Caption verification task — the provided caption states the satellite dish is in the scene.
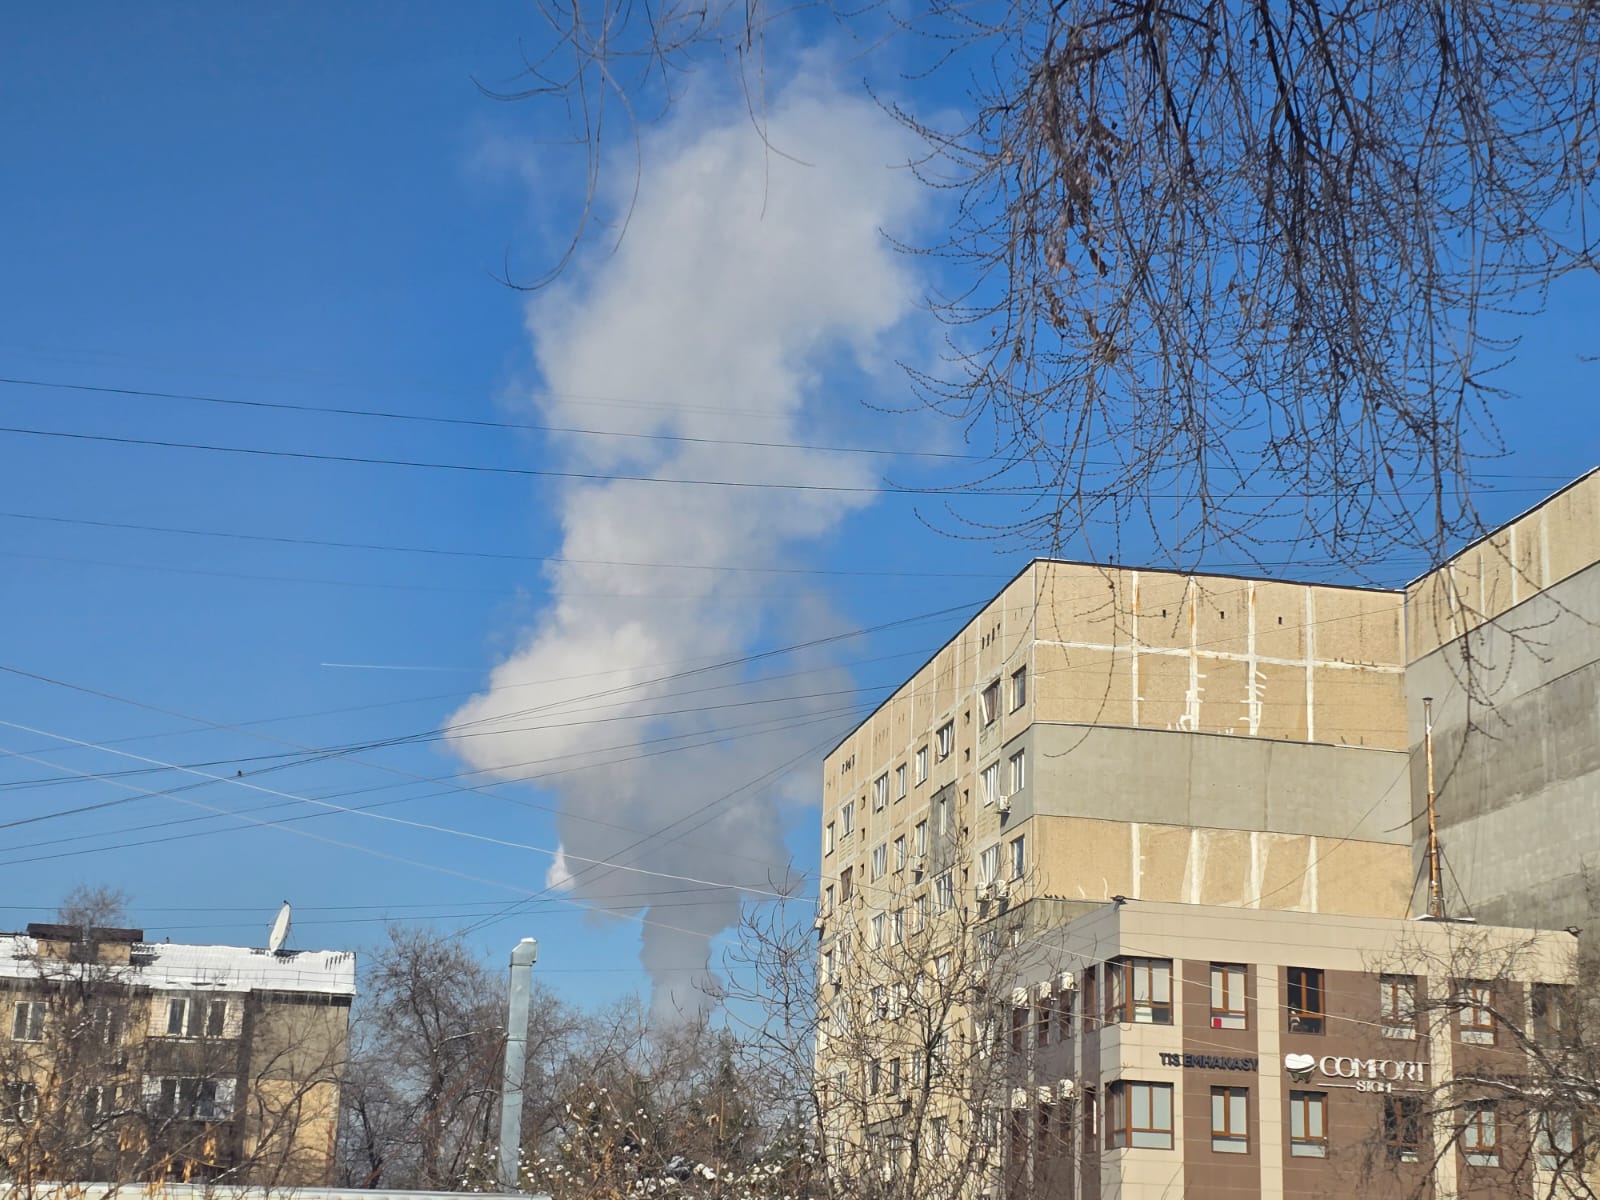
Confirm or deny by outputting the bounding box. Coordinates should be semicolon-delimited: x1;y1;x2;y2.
267;901;292;953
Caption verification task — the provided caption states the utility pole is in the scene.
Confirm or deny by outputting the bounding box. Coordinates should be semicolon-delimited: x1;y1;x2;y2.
499;938;539;1191
1423;697;1446;919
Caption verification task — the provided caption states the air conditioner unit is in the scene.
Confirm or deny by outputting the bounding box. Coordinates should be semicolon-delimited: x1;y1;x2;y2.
994;878;1011;900
813;916;826;932
1010;1088;1030;1111
1037;1086;1055;1105
1056;971;1077;992
1011;986;1030;1006
1035;979;1053;1002
976;882;994;902
1056;1078;1076;1100
909;856;924;874
996;795;1011;815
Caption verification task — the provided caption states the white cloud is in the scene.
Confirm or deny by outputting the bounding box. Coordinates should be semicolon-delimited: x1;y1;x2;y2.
448;75;926;1018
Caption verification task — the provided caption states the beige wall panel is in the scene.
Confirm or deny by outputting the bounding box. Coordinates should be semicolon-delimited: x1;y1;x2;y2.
1197;655;1250;734
1038;817;1134;902
1133;573;1192;650
1134;651;1188;731
1312;589;1405;665
1257;833;1316;912
1405;567;1455;660
1253;661;1309;741
1195;827;1255;907
1037;643;1132;726
1190;576;1253;655
1479;528;1520;618
1252;581;1308;660
1316;840;1412;918
1545;473;1600;586
1136;823;1194;903
1036;563;1127;644
1448;555;1489;639
1514;508;1547;595
1312;666;1407;750
933;644;958;716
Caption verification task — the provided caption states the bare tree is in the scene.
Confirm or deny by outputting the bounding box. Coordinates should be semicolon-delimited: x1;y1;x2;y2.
496;0;1600;566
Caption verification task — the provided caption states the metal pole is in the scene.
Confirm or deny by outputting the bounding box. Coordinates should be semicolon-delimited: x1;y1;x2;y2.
499;938;539;1190
1423;698;1445;919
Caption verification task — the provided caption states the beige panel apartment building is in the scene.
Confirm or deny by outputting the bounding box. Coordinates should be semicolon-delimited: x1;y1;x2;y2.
1;923;355;1188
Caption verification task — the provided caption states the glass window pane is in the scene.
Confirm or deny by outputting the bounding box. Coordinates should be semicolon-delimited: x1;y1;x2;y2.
1133;1085;1151;1127
1212;1092;1225;1130
1152;1085;1171;1129
1230;1093;1247;1129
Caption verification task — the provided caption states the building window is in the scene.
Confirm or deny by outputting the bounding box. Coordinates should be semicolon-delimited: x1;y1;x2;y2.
872;985;889;1020
824;822;836;855
1462;1103;1498;1166
1107;1081;1173;1150
1286;967;1325;1034
895;764;908;799
934;953;951;980
1009;835;1027;881
1083;966;1097;1028
1289;1091;1327;1158
934;871;955;913
1380;974;1417;1038
1532;983;1571;1047
978;845;1001;886
1012;1003;1029;1054
871;913;888;949
1210;1087;1249;1154
11;1000;45;1043
873;773;889;811
980;680;1001;725
868;1058;882;1094
840;800;856;839
1011;666;1027;710
914;894;929;931
166;997;227;1039
893;835;907;872
151;1077;232;1121
1106;957;1173;1025
981;761;1000;806
1459;981;1496;1044
1537;1111;1577;1171
891;909;904;946
3;1081;39;1124
871;842;888;880
936;722;954;761
840;866;854;902
930;1115;949;1158
1209;963;1247;1030
936;794;951;835
822;948;836;984
914;819;928;857
916;746;929;783
1384;1096;1423;1163
1056;985;1073;1039
1036;992;1051;1047
1008;748;1026;793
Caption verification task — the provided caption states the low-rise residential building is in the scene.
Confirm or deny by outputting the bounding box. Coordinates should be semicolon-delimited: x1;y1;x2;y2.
1;922;354;1187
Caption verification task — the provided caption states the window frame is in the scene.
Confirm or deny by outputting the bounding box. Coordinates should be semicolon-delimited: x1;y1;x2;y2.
1286;966;1325;1034
840;800;856;839
1210;1086;1249;1154
871;842;888;880
824;821;836;855
1537;1110;1577;1171
1009;834;1027;881
872;773;889;810
1380;974;1418;1038
893;835;907;871
1106;1081;1174;1150
980;680;1001;726
1384;1095;1423;1163
913;819;928;857
1532;983;1571;1047
1010;666;1027;711
1008;748;1026;793
11;1000;45;1043
1458;981;1496;1045
895;763;908;799
978;845;1001;886
980;760;1000;806
915;746;929;783
1209;963;1248;1030
1462;1102;1499;1166
1288;1090;1327;1158
1105;957;1174;1025
936;722;954;762
933;870;955;913
3;1080;39;1124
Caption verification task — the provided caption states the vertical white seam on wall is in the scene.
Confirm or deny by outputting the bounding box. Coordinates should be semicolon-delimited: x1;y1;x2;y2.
1306;836;1319;913
1247;581;1261;736
1257;971;1285;1200
1249;830;1262;908
1131;821;1142;900
1185;577;1201;731
1131;570;1141;728
1304;589;1316;743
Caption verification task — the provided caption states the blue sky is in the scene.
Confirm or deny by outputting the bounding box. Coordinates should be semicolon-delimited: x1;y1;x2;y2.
1;6;1596;1012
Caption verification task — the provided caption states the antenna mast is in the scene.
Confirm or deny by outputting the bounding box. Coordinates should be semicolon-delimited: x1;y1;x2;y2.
1423;698;1445;919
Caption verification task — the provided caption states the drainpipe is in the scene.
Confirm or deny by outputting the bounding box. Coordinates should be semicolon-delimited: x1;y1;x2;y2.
499;937;539;1190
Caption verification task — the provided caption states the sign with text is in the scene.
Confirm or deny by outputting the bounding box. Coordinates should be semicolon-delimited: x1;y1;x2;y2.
1285;1053;1428;1092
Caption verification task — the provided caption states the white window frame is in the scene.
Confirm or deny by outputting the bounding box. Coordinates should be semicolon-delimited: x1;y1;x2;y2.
1009;748;1026;793
824;822;836;855
980;680;1001;725
915;746;929;783
1009;834;1026;881
873;773;889;811
1010;666;1027;711
871;842;888;880
840;800;856;840
165;997;227;1039
981;761;999;806
11;1000;45;1043
978;845;1000;885
936;722;954;761
934;871;955;913
914;819;928;856
894;835;907;871
895;764;907;798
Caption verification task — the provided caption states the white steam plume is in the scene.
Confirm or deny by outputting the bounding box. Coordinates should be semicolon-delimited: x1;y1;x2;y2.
449;77;925;1018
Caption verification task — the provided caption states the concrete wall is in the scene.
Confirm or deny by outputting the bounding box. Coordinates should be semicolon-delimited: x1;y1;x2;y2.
1406;556;1600;931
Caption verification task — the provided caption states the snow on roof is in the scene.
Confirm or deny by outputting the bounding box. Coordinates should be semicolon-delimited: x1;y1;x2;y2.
0;934;356;996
